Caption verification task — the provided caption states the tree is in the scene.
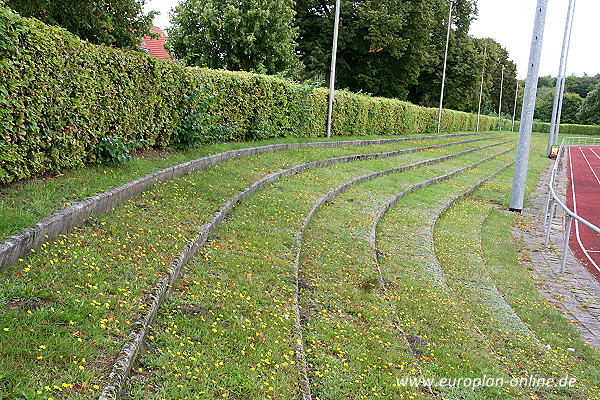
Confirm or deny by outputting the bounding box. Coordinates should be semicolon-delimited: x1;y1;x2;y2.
479;39;517;117
407;2;521;114
537;75;554;89
295;0;477;100
168;0;299;74
535;89;583;124
577;84;600;125
534;87;554;122
560;93;584;124
5;0;154;49
565;73;600;99
440;34;482;111
409;32;482;111
410;35;517;116
296;0;426;99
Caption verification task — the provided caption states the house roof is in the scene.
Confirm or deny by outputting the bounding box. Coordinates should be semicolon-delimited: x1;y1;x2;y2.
140;27;174;62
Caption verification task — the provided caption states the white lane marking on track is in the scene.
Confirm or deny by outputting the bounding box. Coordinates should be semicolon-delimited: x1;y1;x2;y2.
569;147;600;274
578;147;600;185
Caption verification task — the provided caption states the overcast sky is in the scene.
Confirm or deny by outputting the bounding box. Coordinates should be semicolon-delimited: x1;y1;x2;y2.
471;0;599;79
144;0;599;79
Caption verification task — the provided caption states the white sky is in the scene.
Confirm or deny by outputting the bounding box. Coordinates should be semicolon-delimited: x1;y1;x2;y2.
144;0;599;79
143;0;176;31
471;0;599;79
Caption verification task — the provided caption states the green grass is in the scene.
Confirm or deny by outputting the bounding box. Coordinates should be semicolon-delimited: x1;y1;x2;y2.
1;134;461;241
2;131;597;400
126;137;521;398
432;138;600;398
0;133;497;399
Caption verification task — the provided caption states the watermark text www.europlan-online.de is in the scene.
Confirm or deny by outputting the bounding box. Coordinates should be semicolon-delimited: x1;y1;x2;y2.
396;375;577;390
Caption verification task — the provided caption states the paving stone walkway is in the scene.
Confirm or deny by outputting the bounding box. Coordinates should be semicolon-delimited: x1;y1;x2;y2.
513;157;600;351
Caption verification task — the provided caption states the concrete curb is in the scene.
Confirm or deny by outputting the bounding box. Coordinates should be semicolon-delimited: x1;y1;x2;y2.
98;134;504;399
371;150;514;286
287;140;510;400
0;133;495;270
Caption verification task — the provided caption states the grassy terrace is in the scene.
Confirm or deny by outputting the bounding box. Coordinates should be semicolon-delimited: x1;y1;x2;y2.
0;135;420;241
0;132;598;399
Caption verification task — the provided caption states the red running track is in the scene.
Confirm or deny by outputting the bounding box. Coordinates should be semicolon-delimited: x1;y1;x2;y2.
566;145;600;280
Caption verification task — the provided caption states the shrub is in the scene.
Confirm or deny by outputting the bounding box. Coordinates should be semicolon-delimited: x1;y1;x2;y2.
172;85;227;149
2;5;598;184
95;136;146;165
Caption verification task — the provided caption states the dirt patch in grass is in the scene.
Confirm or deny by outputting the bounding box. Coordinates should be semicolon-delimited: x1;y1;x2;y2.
298;278;316;292
1;298;51;312
132;148;178;159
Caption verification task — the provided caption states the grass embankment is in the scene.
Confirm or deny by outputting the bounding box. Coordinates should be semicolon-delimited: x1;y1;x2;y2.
0;133;494;399
0;135;429;241
434;173;600;398
127;132;599;399
124;136;513;399
2;132;597;400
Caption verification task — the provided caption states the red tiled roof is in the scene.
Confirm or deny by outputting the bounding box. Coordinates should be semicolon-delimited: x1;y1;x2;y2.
141;27;174;62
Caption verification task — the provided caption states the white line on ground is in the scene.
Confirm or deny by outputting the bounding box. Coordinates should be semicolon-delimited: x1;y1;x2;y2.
570;147;600;274
578;147;600;186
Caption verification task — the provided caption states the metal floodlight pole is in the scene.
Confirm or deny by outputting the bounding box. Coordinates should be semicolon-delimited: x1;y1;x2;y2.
498;64;505;117
512;80;519;131
553;0;577;147
326;0;341;138
555;76;567;136
547;0;577;155
509;0;548;213
437;0;454;133
554;74;567;143
476;46;487;131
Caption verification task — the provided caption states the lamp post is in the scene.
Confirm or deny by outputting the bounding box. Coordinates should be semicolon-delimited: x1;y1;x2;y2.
326;0;341;138
511;80;520;132
437;0;454;133
498;63;505;117
547;0;577;155
509;0;548;213
476;46;487;131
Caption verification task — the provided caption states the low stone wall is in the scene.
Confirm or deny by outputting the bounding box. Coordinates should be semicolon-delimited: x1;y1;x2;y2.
98;133;502;399
0;133;491;269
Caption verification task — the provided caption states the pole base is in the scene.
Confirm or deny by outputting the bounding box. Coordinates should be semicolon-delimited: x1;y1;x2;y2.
509;208;522;213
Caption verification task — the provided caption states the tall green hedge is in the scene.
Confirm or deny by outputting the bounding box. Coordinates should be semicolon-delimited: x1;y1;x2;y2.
0;6;191;182
0;5;597;184
531;121;600;136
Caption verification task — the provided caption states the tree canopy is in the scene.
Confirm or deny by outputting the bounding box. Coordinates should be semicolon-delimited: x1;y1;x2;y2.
565;73;600;99
535;74;600;125
577;84;600;125
5;0;154;49
168;0;300;74
534;89;583;124
295;0;478;100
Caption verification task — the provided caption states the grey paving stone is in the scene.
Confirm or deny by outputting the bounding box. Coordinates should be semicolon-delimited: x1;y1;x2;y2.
513;159;600;352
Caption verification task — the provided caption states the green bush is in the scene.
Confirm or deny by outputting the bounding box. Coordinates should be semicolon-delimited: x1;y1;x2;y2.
0;6;189;182
95;136;146;165
172;85;232;149
531;121;600;136
2;5;598;184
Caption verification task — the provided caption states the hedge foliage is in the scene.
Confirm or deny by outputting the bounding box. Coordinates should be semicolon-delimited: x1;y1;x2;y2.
531;121;600;136
0;5;597;184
